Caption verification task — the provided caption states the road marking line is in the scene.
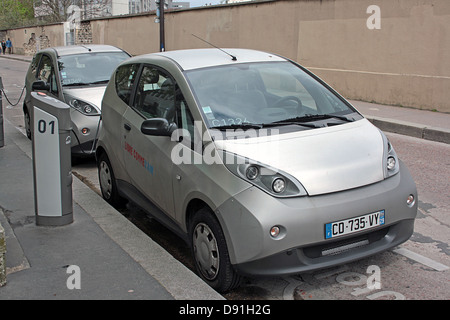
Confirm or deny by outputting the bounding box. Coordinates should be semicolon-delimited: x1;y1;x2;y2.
393;247;449;271
282;276;302;300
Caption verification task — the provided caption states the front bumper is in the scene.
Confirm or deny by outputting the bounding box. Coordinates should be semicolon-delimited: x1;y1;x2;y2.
70;110;102;156
235;219;414;276
215;161;417;276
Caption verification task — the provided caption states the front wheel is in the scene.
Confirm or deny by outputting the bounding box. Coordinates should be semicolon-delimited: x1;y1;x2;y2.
189;208;242;293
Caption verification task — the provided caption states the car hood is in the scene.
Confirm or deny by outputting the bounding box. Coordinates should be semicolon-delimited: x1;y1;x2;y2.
214;119;385;196
63;86;106;109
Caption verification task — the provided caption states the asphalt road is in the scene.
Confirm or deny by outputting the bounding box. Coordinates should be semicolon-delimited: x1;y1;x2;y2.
1;58;449;300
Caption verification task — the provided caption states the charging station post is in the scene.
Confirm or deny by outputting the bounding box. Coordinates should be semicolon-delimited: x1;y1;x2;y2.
31;92;73;226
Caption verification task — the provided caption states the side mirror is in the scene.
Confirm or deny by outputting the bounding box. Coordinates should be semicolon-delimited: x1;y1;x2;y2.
141;118;177;137
32;80;50;91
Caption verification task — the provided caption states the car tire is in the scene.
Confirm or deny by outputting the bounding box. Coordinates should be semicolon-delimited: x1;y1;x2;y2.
97;152;127;208
23;105;31;140
189;207;242;293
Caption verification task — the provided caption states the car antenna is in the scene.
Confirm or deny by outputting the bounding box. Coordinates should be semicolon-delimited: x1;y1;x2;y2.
81;45;92;52
192;34;237;61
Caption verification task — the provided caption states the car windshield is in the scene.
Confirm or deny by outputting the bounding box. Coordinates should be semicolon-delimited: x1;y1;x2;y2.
58;52;130;86
185;61;360;129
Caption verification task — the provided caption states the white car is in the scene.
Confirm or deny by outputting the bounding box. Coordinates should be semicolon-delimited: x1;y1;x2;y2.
96;48;418;292
24;45;130;156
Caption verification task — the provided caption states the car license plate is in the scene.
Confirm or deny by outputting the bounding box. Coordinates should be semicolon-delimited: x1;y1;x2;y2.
325;210;385;239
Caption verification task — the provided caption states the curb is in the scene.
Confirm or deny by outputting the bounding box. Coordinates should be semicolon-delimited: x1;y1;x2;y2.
0;55;32;63
367;116;450;144
0;223;6;287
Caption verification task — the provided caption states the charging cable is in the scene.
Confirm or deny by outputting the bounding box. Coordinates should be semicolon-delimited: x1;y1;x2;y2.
1;84;102;155
89;115;102;154
1;85;26;107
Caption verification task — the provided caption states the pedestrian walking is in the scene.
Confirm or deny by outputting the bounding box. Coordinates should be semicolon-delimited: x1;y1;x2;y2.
5;38;12;54
1;40;6;54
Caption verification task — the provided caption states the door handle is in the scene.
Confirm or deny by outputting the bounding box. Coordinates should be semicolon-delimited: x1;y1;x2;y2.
124;123;131;131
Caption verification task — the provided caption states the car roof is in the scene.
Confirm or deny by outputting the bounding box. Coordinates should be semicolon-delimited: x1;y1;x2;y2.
143;48;287;71
40;44;126;57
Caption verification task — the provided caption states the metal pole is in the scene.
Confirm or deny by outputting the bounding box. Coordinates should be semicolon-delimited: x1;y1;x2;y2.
159;0;165;52
0;77;4;148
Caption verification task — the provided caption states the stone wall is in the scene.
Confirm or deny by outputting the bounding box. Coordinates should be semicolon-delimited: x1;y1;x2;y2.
75;22;93;45
4;23;62;55
23;28;51;56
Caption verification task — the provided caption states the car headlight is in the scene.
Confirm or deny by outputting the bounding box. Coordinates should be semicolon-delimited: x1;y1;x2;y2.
272;178;286;193
245;166;259;180
387;155;396;171
381;132;400;178
223;152;307;198
68;98;100;116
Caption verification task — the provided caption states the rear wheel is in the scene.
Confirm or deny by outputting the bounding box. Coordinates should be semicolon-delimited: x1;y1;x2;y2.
97;152;126;208
189;207;242;293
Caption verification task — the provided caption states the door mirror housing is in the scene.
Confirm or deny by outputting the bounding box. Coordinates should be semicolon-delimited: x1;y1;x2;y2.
32;80;50;92
141;118;177;137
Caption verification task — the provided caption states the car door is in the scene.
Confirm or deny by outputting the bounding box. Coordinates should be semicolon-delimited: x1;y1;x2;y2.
122;65;179;217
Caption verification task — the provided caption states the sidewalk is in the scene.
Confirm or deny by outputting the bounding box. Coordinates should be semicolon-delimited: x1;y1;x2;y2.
350;100;450;145
0;119;223;300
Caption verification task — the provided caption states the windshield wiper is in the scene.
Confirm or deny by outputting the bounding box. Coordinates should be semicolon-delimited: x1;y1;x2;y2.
63;82;91;87
63;80;109;87
263;113;354;129
262;121;319;128
270;114;353;124
89;80;109;85
209;114;353;131
209;123;263;130
295;114;353;122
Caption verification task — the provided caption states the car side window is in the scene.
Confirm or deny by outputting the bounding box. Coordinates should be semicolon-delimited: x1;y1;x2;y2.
115;64;139;105
37;55;58;95
133;66;175;122
30;54;41;78
175;88;196;149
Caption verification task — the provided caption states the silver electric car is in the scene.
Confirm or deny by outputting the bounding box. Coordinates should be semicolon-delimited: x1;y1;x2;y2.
24;45;130;156
96;48;417;292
